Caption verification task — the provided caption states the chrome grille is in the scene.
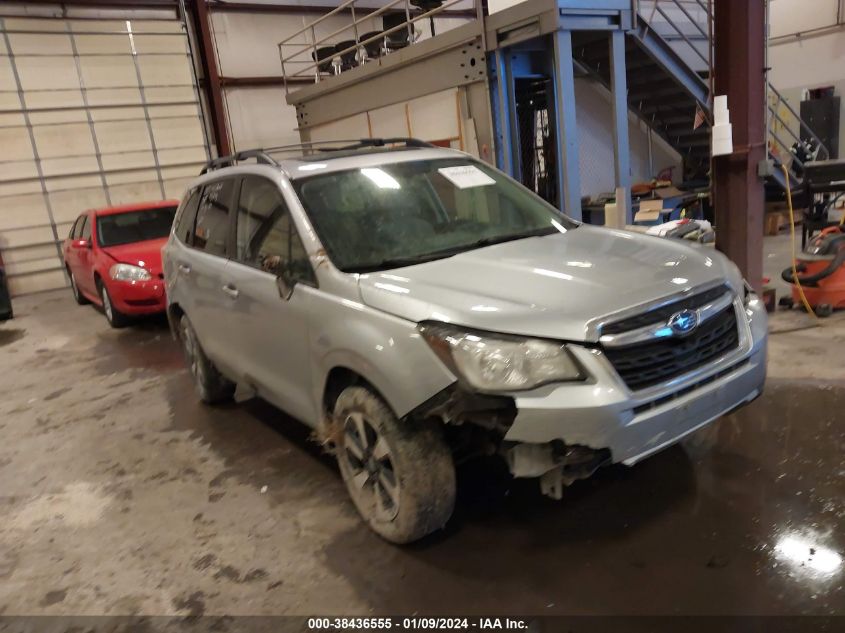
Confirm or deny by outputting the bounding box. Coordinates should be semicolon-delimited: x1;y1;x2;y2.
601;284;729;335
601;290;740;391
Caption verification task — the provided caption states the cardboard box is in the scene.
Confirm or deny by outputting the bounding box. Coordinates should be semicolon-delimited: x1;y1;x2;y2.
764;212;782;236
634;199;666;225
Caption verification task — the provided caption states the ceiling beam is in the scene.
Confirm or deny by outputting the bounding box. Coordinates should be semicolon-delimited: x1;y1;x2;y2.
205;1;476;18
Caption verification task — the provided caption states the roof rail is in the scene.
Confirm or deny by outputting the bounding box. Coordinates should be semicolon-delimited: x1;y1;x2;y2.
200;138;435;174
325;137;434;151
200;149;280;175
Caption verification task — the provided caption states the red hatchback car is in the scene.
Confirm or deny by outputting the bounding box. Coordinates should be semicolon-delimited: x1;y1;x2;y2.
63;200;179;327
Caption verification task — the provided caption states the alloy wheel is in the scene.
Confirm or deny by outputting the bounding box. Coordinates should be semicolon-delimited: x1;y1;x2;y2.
70;274;80;301
341;411;400;522
101;286;113;321
180;320;204;387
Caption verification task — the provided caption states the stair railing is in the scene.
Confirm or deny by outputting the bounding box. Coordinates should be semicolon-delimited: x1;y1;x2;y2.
277;0;478;94
640;0;713;92
767;82;831;176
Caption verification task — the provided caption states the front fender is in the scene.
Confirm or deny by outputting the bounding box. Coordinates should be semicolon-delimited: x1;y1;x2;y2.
309;295;456;420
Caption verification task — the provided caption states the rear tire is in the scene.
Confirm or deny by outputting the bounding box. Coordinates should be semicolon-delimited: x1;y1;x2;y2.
97;279;128;328
178;315;235;404
68;268;89;305
817;303;833;318
333;386;456;544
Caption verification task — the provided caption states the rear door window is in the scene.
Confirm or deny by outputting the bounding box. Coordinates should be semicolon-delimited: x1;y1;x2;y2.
193;179;236;257
234;176;315;285
174;188;202;246
69;216;83;239
79;215;91;241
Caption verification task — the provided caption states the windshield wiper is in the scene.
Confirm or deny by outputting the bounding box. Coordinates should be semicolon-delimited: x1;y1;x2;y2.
344;226;559;273
344;252;460;273
459;226;559;250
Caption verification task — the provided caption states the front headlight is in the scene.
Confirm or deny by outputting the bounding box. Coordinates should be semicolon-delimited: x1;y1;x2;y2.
743;280;759;306
419;323;585;392
110;263;151;281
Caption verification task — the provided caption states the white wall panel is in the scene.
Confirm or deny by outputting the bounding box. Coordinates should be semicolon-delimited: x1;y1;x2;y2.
32;122;95;158
16;55;79;90
0;10;208;295
0;126;34;161
369;103;410;139
576;78;681;197
74;34;132;55
224;86;300;150
310;113;370;143
408;88;460;141
138;54;193;86
79;55;138;88
769;0;839;39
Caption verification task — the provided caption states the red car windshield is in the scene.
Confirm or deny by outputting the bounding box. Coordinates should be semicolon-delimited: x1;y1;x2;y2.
96;207;177;247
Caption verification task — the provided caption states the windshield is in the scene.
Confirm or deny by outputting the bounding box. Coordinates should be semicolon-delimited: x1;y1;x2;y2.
96;207;177;248
292;158;577;272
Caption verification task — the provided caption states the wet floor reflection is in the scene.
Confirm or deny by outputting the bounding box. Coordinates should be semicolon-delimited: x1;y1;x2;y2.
128;324;843;614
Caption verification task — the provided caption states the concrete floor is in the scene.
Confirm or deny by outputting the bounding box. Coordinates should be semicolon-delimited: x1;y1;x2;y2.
1;238;844;616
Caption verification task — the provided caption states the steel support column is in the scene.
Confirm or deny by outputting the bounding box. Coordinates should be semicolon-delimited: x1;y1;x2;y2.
494;49;515;177
550;29;582;220
609;30;631;223
191;0;231;157
502;52;521;182
712;0;766;291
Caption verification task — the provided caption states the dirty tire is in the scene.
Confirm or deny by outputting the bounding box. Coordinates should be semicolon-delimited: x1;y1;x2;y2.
179;314;235;405
334;386;456;544
68;268;89;305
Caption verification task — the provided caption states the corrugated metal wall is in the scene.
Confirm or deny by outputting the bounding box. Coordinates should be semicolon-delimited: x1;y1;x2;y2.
0;9;209;296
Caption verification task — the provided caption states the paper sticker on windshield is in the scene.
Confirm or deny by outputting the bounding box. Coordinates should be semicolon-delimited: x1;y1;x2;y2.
437;165;496;189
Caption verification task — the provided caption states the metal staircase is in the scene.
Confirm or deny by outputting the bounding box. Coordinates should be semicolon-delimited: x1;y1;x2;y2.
573;0;713;181
573;0;829;189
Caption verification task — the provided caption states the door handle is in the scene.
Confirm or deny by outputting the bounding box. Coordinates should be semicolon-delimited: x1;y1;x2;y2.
221;284;239;299
178;263;191;274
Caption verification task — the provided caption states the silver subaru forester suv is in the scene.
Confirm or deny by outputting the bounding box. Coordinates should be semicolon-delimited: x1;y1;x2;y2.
163;139;767;543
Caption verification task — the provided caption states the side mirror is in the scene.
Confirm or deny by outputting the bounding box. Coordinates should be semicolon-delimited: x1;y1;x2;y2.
275;268;295;301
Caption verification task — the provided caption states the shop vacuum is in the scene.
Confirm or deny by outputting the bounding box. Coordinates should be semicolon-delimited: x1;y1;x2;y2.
781;226;845;317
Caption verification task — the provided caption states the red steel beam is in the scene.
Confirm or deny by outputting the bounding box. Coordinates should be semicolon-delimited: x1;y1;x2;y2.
712;0;767;291
191;0;231;156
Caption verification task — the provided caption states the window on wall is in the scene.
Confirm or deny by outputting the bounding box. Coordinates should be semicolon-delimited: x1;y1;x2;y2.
235;176;315;285
193;179;235;257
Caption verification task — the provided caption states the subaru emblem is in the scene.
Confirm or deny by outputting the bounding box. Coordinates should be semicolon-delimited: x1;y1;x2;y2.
668;309;699;336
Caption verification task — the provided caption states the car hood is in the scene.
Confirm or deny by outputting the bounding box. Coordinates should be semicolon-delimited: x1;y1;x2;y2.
101;237;167;276
357;225;740;342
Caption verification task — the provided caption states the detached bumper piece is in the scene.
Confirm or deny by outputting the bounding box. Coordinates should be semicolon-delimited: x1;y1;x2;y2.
506;441;611;500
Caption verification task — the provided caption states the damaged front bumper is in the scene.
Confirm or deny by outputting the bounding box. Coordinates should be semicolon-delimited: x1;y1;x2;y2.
501;296;768;497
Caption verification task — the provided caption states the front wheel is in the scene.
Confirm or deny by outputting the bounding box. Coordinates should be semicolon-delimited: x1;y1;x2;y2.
333;386;456;544
98;280;128;328
178;315;235;404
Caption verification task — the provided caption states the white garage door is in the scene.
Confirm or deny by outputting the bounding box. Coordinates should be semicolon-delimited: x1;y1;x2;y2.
0;12;209;296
